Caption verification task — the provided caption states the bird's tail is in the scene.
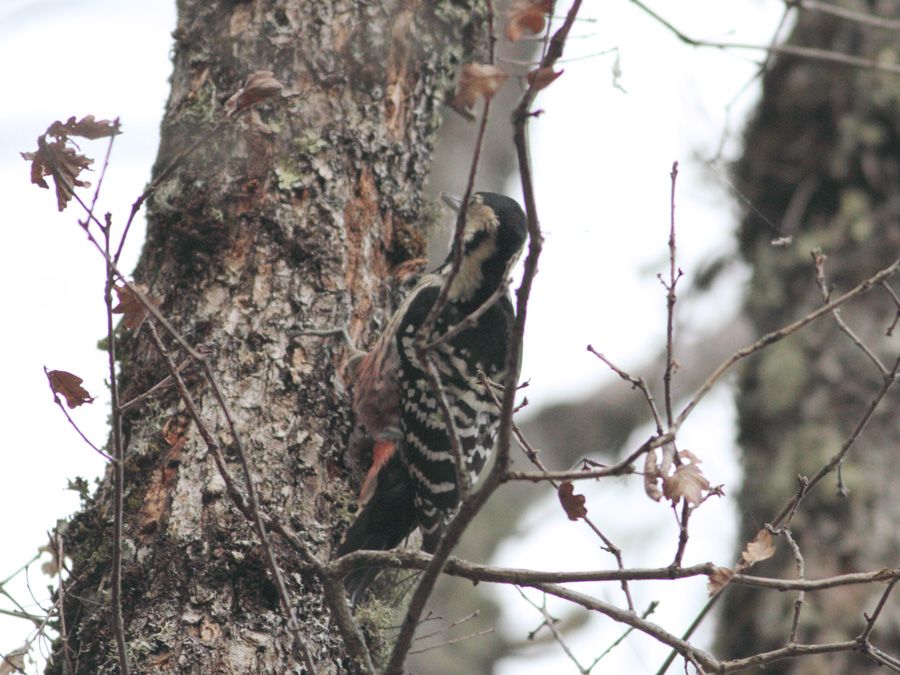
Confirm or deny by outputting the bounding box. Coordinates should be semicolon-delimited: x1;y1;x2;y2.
336;451;417;606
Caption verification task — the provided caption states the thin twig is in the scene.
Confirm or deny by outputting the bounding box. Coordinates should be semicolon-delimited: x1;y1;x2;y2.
662;161;681;428
790;0;900;31
517;589;587;673
627;0;900;76
420;350;470;498
478;372;635;610
504;432;674;482
719;640;861;672
671;500;691;568
113;116;240;265
881;281;900;336
55;535;73;675
383;5;584;670
415;82;493;349
859;577;899;643
117;357;192;412
812;249;888;375
414;610;479;642
657;351;900;674
781;528;806;643
0;608;44;623
589;601;659;669
771;352;900;529
405;0;501;517
674;257;899;431
43;367;114;463
0;553;41;588
37;111;372;672
333;552;725;592
586;345;664;434
82;121;118;233
422;280;510;351
533;582;719;672
104;216;129;675
408;627;494;655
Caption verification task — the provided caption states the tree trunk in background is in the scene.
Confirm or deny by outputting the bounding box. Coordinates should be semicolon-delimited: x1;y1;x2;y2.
49;1;485;672
717;7;900;673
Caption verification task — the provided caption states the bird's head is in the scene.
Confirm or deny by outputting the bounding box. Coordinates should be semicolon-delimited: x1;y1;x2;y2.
440;192;527;303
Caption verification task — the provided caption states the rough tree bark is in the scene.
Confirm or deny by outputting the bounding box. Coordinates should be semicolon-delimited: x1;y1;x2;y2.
717;7;900;674
50;1;488;672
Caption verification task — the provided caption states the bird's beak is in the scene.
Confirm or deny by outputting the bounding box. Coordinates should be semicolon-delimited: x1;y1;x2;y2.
440;192;463;212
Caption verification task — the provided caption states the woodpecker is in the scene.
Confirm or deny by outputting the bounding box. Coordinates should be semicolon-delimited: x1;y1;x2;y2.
336;192;527;604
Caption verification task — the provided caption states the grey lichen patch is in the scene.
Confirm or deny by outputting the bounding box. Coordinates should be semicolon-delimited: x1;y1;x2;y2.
353;601;398;667
275;160;309;192
835;189;874;244
168;450;207;538
756;340;809;416
148;174;183;215
294;129;329;156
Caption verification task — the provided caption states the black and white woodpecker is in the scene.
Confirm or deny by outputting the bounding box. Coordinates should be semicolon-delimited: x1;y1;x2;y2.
336;192;527;604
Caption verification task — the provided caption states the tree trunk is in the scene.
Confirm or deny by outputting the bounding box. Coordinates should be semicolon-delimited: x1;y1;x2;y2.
50;1;486;672
717;7;900;673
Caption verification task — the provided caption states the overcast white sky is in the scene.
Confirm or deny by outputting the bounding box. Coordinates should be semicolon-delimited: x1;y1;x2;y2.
1;1;785;672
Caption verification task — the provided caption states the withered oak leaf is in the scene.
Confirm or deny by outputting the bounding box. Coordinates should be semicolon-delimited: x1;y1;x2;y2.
740;529;776;568
47;369;94;408
21;138;92;211
506;0;553;42
112;283;160;330
706;566;734;596
662;461;710;506
450;63;509;113
224;70;284;116
46;115;121;140
558;481;588;521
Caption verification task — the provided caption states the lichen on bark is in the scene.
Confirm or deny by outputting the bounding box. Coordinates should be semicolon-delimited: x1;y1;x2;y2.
718;7;900;673
49;1;489;672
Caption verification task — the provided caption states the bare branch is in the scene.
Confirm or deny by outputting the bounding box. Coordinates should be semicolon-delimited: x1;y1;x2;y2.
675;257;899;431
384;4;586;668
43;367;113;463
771;352;900;529
859;577;900;643
103;218;129;675
663;161;681;428
791;0;900;31
812;249;888;375
627;0;900;76
504;432;674;482
586;345;664;433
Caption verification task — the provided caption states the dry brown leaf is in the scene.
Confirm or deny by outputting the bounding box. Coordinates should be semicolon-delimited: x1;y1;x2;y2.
741;529;776;567
21;138;92;211
557;481;587;521
706;566;734;596
0;643;28;675
662;461;710;506
39;542;61;577
451;63;509;112
47;369;94;408
46;115;121;140
506;0;553;41
224;70;284;115
526;66;563;92
643;447;661;502
112;283;160;330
